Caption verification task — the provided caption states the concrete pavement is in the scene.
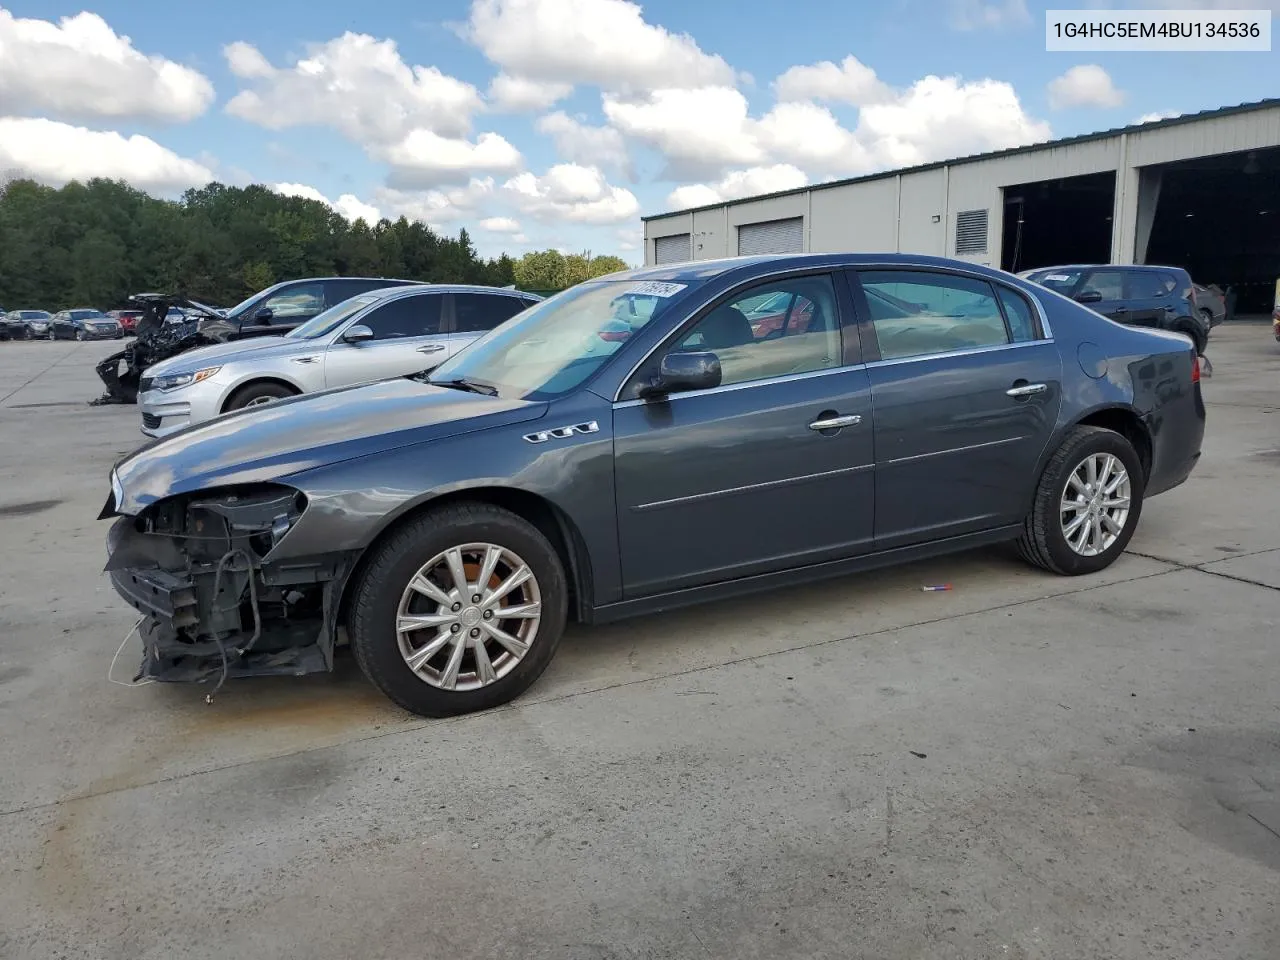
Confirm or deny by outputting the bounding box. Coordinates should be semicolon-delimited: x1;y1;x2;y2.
0;327;1277;959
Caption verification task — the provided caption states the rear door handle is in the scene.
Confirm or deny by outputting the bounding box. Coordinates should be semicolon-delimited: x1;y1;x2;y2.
808;414;862;430
1006;383;1047;397
417;343;447;354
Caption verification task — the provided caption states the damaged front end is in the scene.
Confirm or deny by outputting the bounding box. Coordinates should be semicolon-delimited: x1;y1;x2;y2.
104;484;353;687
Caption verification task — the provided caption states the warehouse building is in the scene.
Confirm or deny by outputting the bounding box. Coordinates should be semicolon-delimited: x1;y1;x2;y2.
642;98;1280;314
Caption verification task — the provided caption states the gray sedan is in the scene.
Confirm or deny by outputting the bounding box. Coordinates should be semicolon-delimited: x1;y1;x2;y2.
49;308;121;340
102;253;1205;718
137;285;541;437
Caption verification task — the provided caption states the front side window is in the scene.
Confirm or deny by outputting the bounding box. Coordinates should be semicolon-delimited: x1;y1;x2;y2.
262;282;325;319
672;275;841;387
453;293;527;333
1082;270;1125;300
287;295;379;340
859;270;1010;360
362;294;443;339
428;279;692;400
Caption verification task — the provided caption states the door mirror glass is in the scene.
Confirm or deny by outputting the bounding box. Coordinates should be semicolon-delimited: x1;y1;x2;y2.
640;351;722;399
1074;290;1103;304
342;324;374;344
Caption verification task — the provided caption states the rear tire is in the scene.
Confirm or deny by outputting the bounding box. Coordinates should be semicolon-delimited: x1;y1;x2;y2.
1175;320;1207;355
224;381;296;411
1017;426;1145;576
348;502;567;717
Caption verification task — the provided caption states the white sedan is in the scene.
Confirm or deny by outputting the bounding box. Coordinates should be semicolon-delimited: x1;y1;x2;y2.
138;284;540;437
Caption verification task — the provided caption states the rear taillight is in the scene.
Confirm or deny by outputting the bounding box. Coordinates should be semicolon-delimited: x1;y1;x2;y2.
1191;354;1201;383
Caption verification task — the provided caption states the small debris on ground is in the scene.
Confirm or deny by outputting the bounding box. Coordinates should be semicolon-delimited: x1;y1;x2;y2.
909;751;927;759
922;584;952;592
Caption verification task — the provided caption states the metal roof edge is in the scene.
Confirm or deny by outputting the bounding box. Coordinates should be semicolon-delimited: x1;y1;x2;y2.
641;97;1280;223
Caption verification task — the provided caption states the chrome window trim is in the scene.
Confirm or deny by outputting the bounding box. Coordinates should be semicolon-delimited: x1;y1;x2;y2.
613;362;860;410
866;337;1052;369
610;259;1055;402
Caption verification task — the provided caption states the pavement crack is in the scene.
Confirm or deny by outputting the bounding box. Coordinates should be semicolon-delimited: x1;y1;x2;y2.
0;344;86;405
0;562;1182;822
1128;550;1279;592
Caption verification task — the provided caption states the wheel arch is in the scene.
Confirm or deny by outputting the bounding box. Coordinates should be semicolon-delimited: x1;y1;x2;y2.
336;486;594;634
1062;404;1153;484
220;375;304;413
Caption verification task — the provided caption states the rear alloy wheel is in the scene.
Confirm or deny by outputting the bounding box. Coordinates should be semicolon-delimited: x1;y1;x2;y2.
1017;425;1145;575
225;381;295;411
349;503;567;717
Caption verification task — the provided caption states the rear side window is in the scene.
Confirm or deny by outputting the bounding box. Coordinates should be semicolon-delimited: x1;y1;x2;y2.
454;294;527;333
362;294;443;339
1128;271;1174;299
859;270;1009;360
997;287;1039;342
327;279;386;304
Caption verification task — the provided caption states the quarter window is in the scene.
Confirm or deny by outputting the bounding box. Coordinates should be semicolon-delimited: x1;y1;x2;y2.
454;294;527;333
859;271;1010;360
362;294;442;339
673;275;841;388
997;287;1039;342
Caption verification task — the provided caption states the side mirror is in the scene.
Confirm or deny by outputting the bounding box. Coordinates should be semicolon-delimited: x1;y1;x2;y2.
254;306;274;322
638;351;722;399
342;324;374;344
1074;290;1103;304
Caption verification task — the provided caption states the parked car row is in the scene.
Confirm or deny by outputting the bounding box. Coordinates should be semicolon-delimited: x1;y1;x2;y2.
102;252;1206;719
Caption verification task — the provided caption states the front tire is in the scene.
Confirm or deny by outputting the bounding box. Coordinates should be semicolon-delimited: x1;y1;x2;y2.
75;329;86;341
224;381;296;411
1017;426;1145;576
349;502;568;717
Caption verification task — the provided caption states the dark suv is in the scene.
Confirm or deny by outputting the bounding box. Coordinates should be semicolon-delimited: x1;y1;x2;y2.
1019;264;1209;354
195;277;421;342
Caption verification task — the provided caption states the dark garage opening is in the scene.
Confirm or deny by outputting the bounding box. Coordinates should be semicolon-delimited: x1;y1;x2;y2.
1001;172;1115;274
1142;147;1280;316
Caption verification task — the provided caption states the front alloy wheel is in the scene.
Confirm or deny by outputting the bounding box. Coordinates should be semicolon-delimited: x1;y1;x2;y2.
395;543;542;691
349;502;567;717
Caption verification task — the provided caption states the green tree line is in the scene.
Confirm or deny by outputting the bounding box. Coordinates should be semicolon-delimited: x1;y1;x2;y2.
0;177;629;311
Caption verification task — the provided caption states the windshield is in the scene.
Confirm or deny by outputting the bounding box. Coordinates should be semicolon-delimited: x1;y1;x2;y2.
286;295;378;340
20;311;50;319
428;279;692;400
1025;269;1083;294
71;310;106;320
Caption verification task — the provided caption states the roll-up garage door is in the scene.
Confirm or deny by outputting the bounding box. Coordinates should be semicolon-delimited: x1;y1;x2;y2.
654;234;691;264
737;217;804;256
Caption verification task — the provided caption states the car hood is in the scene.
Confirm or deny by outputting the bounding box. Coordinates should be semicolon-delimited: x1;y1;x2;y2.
110;378;548;515
145;334;298;375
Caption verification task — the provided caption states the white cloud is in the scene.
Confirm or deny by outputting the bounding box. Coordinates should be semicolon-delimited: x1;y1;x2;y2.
478;216;522;232
1047;65;1124;110
773;56;892;106
224;33;482;142
487;73;572;112
503;164;639;224
612;75;1048;185
374;178;497;227
1134;110;1180;124
271;182;382;225
0;9;213;123
380;130;523;187
667;165;808;209
535;111;632;176
467;0;735;91
511;232;530;244
0;117;213;192
615;227;640;252
603;87;763;177
949;0;1031;29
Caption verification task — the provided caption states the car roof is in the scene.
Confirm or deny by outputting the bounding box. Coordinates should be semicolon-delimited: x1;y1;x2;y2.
368;284;543;300
596;253;1041;285
1025;263;1187;273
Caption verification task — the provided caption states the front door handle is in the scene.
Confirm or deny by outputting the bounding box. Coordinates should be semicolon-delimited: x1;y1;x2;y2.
1006;382;1047;397
808;414;862;431
417;343;447;354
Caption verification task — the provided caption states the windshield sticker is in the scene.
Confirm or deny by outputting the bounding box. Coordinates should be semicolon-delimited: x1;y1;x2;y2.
628;281;687;298
1043;274;1071;282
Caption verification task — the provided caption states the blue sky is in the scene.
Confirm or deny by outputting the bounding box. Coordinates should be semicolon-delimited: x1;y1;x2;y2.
1;0;1276;261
